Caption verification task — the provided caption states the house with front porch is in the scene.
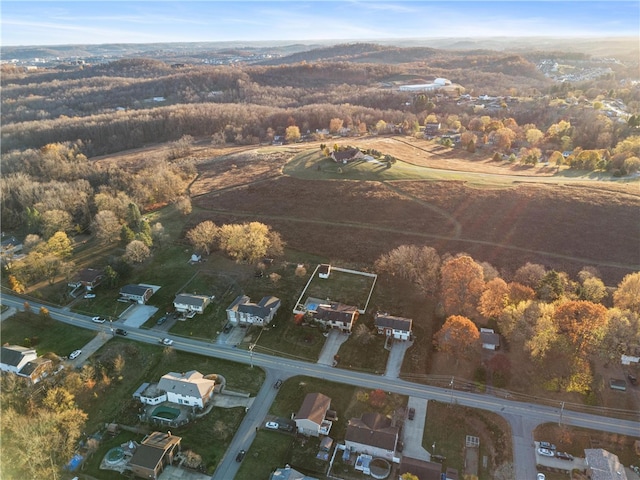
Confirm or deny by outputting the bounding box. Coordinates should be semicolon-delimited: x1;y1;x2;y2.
226;295;281;326
68;268;105;290
344;412;399;462
0;345;51;383
374;313;412;341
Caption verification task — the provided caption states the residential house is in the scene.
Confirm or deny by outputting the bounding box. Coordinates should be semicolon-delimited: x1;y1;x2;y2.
398;456;442;480
318;264;331;279
127;431;181;480
424;123;441;138
226;295;281;326
173;294;211;315
68;268;105;290
344;412;399;462
0;345;51;383
0;235;24;266
330;148;364;164
294;393;334;437
137;370;215;408
480;328;500;350
374;314;412;341
311;303;359;333
270;465;318;480
584;448;628;480
119;284;154;304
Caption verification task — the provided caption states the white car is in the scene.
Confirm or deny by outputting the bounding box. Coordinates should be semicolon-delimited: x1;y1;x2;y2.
537;448;554;457
265;421;279;430
84;293;96;299
69;350;82;360
161;338;174;346
537;474;546;480
91;316;106;323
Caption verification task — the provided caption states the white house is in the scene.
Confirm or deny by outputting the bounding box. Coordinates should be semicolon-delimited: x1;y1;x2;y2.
226;295;281;326
374;314;412;341
311;303;359;333
173;293;211;314
480;328;500;350
294;393;334;437
344;412;399;462
0;345;51;383
137;370;215;408
119;284;154;304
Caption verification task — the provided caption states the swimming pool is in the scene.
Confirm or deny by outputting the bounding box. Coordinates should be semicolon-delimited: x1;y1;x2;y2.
151;405;180;421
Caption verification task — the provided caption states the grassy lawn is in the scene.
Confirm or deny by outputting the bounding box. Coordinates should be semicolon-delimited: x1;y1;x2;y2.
423;400;512;480
0;311;96;357
335;326;388;374
299;266;376;311
235;431;295;480
534;422;639;466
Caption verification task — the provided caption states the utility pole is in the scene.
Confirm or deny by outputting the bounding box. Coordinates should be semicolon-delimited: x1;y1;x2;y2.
559;401;564;426
449;377;455;405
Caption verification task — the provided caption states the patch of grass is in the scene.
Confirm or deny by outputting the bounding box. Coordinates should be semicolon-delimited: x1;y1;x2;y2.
300;266;376;311
423;400;512;480
235;431;294;480
336;328;388;374
81;430;145;480
254;320;326;362
0;311;96;357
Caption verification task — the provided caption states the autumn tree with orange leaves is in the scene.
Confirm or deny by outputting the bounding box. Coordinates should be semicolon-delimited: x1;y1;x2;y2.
440;255;484;318
554;300;608;355
433;315;480;362
478;277;509;321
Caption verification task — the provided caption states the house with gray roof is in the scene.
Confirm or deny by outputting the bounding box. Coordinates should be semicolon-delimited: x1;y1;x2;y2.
480;328;501;350
374;313;412;340
312;303;359;333
128;431;181;480
137;370;215;408
119;284;154;304
173;293;211;315
270;465;318;480
344;412;399;462
226;295;281;326
0;345;51;383
584;448;628;480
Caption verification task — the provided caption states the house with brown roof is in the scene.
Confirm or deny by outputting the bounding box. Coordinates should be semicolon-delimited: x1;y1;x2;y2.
344;412;399;461
374;313;412;341
127;431;181;480
399;456;442;480
68;268;105;290
294;393;334;437
584;448;628;480
312;303;359;333
330;148;364;164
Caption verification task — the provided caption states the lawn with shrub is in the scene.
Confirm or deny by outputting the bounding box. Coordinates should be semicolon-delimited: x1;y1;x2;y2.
235;430;295;480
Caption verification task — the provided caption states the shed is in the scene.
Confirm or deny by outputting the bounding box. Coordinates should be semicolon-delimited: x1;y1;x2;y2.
609;379;627;391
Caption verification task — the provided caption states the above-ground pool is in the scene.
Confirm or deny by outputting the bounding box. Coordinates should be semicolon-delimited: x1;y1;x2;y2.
151;405;180;421
105;447;125;465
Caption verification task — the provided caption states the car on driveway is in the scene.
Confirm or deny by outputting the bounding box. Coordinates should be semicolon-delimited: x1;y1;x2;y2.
84;293;96;299
156;316;167;325
115;328;128;336
408;407;415;420
265;421;279;430
69;350;82;360
236;450;246;462
223;322;233;333
160;338;174;346
555;452;574;461
91;316;106;323
537;448;554;457
539;441;556;451
629;373;638;385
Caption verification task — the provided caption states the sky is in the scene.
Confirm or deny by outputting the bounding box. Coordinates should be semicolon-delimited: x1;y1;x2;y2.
2;1;638;47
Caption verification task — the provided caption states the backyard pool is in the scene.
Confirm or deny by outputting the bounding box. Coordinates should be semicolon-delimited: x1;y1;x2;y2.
151;405;180;421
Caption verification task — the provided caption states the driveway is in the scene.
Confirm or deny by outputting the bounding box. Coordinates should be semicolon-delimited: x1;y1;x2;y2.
384;339;412;378
0;306;17;322
121;304;158;327
317;329;349;366
67;331;113;366
402;397;431;461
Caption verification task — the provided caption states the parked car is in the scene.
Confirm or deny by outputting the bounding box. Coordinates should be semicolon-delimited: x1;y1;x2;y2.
274;379;283;389
69;350;82;360
115;328;128;336
628;373;638;385
408;407;415;420
223;323;233;333
265;421;279;430
156;316;167;325
235;450;246;462
91;316;106;323
555;452;574;461
160;338;173;346
539;441;556;451
537;474;546;480
278;423;294;432
84;293;96;299
537;448;554;457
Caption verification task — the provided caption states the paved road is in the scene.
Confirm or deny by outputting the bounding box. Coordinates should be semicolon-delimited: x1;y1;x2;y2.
2;294;639;480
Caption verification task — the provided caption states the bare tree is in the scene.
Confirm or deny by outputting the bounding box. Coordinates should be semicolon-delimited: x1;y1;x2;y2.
186;220;218;255
92;210;121;243
124;240;151;264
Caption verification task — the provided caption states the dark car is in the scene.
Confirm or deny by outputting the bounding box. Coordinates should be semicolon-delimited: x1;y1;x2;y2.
408;407;415;420
115;328;128;336
278;423;294;433
235;450;246;462
555;452;574;461
156;316;167;325
628;373;638;385
539;441;556;451
223;323;233;333
274;379;283;389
